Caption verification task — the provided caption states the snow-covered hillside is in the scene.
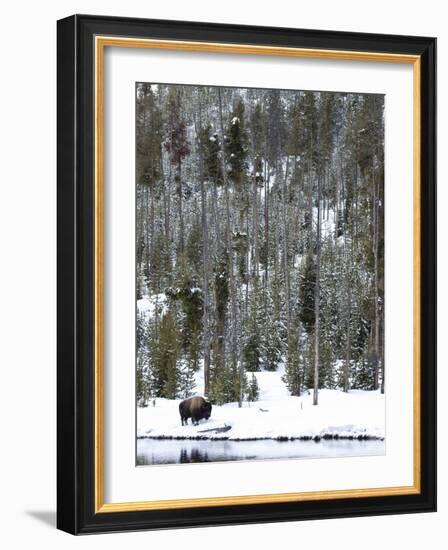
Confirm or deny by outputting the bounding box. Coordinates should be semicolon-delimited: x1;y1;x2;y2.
137;367;385;441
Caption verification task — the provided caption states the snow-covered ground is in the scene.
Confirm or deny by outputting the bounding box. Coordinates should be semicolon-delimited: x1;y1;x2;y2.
138;293;168;318
137;367;385;441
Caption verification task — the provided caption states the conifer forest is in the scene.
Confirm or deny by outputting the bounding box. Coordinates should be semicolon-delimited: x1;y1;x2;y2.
136;82;384;412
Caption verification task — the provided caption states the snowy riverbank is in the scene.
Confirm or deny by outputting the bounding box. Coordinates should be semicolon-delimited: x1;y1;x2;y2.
137;370;385;441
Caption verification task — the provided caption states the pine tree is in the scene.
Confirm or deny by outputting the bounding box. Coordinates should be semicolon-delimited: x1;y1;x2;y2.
185;222;203;275
283;315;303;395
178;359;197;398
262;316;283;371
298;253;316;334
199;124;224;186
226;99;248;193
172;267;203;372
259;285;283;371
136;311;153;405
242;280;262;371
208;357;228;405
246;373;260;403
153;311;180;399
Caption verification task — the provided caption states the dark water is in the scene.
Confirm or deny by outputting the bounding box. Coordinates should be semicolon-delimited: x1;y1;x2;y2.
136;438;385;465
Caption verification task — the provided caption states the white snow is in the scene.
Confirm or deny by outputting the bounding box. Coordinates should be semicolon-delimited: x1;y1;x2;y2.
313;206;336;238
137;367;384;441
231;116;240;125
138;293;168;318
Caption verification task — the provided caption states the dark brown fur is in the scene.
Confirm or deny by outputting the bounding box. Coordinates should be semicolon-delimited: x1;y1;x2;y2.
179;396;212;426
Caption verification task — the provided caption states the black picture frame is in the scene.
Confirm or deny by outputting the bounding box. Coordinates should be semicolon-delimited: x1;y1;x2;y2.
57;14;436;535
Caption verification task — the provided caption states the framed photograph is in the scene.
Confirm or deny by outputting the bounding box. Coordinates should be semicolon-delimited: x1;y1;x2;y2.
57;14;436;534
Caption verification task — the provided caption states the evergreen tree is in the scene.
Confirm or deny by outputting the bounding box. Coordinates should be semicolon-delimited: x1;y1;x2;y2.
298;253;316;334
153;311;180;399
283;315;303;395
171;267;203;371
178;359;197;398
242;280;263;371
246;373;260;403
226;99;247;193
136;311;153;405
200;125;223;186
261;316;283;371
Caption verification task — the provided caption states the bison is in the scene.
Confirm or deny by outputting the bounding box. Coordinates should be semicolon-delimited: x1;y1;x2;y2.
179;396;212;426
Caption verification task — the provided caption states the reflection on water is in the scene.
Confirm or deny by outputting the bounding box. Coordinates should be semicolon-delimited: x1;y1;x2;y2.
180;448;210;463
137;438;385;465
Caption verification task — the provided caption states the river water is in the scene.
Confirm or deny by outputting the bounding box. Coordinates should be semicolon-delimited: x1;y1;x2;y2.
137;437;385;465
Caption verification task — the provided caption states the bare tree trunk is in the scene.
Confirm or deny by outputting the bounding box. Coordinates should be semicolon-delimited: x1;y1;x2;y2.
196;95;211;396
252;167;259;279
342;164;351;394
343;281;351;393
245;213;250;317
380;321;385;394
144;186;151;284
282;155;291;335
372;164;381;391
150;187;155;268
136;188;144;273
218;89;241;407
264;152;270;287
313;174;321;406
273;191;281;320
166;161;172;285
161;152;169;242
178;160;184;255
264;154;270;346
335;131;341;240
249;123;259;281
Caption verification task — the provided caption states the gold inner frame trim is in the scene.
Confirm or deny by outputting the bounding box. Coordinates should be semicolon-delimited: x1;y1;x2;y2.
94;35;422;513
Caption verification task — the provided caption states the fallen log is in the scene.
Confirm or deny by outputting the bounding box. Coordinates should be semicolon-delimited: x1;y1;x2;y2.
197;424;231;434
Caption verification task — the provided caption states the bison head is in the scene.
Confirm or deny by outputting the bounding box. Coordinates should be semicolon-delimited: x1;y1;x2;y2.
202;401;212;420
